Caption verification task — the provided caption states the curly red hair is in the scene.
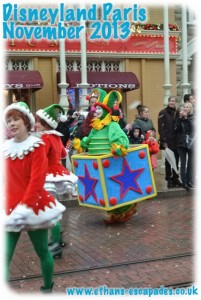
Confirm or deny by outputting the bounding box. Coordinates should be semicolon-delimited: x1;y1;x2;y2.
6;109;32;132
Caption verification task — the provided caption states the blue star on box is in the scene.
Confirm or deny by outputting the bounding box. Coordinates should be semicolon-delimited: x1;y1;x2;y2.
72;145;157;211
78;164;98;202
110;159;144;199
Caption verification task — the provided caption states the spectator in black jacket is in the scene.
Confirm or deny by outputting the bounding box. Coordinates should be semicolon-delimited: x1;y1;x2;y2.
175;102;195;190
158;96;182;188
56;112;70;167
56;119;70;147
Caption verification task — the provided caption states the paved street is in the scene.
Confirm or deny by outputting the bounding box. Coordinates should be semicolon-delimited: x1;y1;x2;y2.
7;190;194;294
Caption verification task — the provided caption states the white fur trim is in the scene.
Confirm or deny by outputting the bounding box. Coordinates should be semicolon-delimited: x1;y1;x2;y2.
4;103;35;129
36;109;58;129
43;130;63;136
3;135;44;160
45;181;77;196
5;201;66;232
46;172;78;183
69;172;78;183
34;130;63;138
6;215;62;232
59;115;67;122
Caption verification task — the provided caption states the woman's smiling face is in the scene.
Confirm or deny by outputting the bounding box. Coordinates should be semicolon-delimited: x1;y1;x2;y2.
6;112;28;142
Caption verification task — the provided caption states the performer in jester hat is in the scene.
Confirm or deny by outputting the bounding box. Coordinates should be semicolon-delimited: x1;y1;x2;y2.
3;102;66;293
35;104;78;258
74;89;137;224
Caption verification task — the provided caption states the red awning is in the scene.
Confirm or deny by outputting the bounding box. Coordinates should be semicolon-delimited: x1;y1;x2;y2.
5;70;44;91
57;71;139;91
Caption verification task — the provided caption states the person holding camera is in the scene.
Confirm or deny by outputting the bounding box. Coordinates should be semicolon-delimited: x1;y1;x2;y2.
175;102;195;190
183;93;196;108
158;96;182;188
73;93;97;139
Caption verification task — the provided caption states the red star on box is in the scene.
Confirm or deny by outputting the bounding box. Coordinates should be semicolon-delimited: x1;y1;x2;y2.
110;158;144;199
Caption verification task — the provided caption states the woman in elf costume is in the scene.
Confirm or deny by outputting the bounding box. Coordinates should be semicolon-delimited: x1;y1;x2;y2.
74;89;137;224
3;102;66;293
35;104;78;258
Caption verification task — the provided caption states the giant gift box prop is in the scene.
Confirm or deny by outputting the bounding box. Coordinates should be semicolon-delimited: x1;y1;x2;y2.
71;145;157;211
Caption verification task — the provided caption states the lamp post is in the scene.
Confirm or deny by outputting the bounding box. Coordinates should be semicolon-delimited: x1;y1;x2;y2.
163;5;172;106
181;6;191;97
77;19;89;109
58;33;69;112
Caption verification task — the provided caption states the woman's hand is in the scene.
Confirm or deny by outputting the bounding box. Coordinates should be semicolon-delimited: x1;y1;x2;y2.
125;123;132;130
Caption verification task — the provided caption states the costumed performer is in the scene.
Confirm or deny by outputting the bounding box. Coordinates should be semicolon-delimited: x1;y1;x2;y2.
35;104;78;258
3;102;66;293
74;88;137;224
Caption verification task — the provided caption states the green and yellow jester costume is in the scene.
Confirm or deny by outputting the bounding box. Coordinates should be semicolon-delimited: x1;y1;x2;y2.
74;88;137;224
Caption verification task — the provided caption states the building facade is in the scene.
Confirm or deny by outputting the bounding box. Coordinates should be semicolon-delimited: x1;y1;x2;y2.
4;5;196;132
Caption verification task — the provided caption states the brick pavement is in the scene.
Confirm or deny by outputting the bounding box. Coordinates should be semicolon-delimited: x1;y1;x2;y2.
8;255;193;294
6;193;194;294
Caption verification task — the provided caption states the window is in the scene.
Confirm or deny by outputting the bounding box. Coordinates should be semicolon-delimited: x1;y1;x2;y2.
87;61;102;72
5;59;30;70
57;59;121;72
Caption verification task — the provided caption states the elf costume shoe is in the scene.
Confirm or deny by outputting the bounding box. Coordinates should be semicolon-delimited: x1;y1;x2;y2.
40;282;54;293
49;243;63;259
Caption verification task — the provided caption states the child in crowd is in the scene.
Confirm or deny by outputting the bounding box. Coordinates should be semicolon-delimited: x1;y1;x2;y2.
143;130;159;170
126;124;144;145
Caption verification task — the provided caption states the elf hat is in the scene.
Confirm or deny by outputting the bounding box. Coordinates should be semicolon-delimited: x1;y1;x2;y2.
94;89;122;113
36;104;67;129
3;101;35;129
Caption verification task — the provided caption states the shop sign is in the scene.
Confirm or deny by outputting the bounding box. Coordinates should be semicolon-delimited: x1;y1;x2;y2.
4;83;42;89
6;34;177;54
78;83;136;89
